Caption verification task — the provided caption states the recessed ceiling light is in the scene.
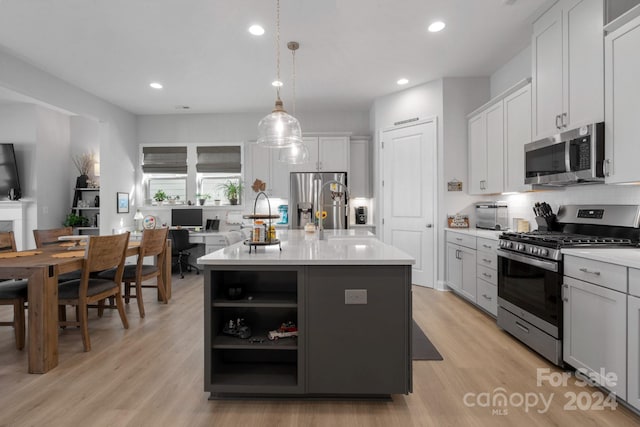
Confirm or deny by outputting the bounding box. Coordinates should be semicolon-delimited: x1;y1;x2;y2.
428;21;446;32
149;82;163;89
249;25;265;36
397;78;409;85
272;80;283;87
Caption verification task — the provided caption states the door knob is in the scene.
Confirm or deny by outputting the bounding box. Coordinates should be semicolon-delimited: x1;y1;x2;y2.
425;224;433;228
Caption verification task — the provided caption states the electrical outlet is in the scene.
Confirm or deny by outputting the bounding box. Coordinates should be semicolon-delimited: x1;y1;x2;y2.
345;289;367;305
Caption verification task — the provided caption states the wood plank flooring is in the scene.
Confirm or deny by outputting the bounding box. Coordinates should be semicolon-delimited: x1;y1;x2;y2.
1;276;639;426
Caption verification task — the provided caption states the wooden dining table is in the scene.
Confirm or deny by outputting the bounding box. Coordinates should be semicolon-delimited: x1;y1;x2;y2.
0;239;172;373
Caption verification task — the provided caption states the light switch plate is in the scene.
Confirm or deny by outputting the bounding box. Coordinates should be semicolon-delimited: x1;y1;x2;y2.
345;289;367;305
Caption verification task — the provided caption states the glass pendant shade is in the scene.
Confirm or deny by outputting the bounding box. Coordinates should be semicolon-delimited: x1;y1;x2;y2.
257;100;302;147
278;141;309;164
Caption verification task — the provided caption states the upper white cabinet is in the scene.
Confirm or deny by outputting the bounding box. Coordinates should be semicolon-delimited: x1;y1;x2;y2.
289;135;350;173
604;12;640;183
247;143;290;199
349;136;371;197
468;102;504;194
532;0;604;140
503;83;533;193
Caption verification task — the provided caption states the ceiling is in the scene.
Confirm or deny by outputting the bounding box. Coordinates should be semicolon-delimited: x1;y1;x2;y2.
0;0;549;115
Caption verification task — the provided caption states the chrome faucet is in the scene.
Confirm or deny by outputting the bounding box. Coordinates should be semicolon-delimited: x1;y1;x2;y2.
314;179;350;240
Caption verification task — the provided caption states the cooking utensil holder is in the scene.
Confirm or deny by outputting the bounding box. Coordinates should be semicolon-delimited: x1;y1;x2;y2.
535;215;558;232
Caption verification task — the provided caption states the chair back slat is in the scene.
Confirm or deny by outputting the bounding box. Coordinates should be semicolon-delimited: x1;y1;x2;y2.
85;232;130;273
33;227;73;248
140;228;169;258
0;231;17;253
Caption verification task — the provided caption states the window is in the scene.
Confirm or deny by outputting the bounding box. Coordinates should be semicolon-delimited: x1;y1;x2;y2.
199;174;241;203
147;176;187;202
142;146;188;203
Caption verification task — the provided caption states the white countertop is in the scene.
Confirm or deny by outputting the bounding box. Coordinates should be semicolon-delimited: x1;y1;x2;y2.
445;228;505;240
562;248;640;269
197;229;415;266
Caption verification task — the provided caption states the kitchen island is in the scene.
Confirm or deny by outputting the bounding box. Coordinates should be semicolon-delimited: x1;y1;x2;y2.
198;230;414;399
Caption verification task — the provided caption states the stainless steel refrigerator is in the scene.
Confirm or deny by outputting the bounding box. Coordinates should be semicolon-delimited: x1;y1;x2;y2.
289;172;348;229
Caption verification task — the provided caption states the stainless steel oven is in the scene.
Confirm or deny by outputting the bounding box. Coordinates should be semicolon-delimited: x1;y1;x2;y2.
497;249;563;365
524;122;604;185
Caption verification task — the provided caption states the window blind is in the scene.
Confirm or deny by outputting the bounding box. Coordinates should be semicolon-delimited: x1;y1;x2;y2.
196;146;241;173
142;146;188;174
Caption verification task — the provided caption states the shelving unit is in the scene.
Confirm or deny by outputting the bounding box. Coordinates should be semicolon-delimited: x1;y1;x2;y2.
205;266;304;396
71;187;100;235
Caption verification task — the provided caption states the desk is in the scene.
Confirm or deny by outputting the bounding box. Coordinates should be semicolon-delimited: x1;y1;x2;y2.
0;240;171;373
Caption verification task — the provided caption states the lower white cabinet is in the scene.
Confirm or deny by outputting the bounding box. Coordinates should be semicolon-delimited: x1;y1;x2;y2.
563;276;627;399
446;242;476;302
476;278;497;316
628;295;640;410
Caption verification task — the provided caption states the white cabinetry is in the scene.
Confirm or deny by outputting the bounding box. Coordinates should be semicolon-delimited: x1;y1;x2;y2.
446;232;477;302
476;237;498;316
349;136;371;197
503;83;533;193
290;136;350;173
247;143;290;199
628;294;640;410
532;0;604;139
468;102;504;194
604;12;640;183
563;257;627;398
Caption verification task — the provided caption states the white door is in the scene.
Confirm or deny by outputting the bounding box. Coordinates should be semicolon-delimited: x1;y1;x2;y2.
318;136;349;172
504;84;532;193
468;113;486;195
485;102;504;194
381;120;436;287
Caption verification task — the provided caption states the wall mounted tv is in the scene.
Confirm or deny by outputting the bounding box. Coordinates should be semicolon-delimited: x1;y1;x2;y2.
0;144;21;200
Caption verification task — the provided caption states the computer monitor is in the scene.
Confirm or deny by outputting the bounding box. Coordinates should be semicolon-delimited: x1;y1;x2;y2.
171;208;203;228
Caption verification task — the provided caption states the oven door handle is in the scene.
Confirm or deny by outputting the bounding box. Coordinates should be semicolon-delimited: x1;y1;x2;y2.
497;249;559;273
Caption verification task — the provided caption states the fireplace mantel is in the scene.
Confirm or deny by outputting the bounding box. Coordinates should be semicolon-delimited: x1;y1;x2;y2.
0;201;31;250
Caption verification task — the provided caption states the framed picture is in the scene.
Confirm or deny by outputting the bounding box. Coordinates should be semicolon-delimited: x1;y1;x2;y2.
117;192;129;214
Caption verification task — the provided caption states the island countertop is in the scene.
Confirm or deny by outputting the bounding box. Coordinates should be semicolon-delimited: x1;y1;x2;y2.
197;229;415;266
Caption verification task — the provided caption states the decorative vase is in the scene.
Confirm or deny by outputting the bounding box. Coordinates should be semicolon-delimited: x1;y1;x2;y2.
76;174;89;188
199;199;206;206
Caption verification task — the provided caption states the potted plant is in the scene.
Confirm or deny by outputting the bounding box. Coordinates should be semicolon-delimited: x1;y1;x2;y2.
153;189;167;205
63;213;89;227
219;180;243;205
72;152;96;188
196;193;211;206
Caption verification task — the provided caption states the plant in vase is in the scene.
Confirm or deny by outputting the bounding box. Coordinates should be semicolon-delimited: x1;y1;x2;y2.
63;213;89;227
219;180;243;205
72;151;96;188
153;189;167;205
195;193;211;206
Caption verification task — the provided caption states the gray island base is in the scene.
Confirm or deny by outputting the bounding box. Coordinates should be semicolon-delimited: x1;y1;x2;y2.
199;230;414;399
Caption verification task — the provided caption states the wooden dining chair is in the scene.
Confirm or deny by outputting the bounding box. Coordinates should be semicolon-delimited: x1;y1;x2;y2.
98;227;169;318
58;232;130;352
33;226;73;248
0;231;28;350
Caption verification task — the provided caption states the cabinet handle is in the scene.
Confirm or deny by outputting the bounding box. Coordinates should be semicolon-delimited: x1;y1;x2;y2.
515;322;530;334
482;258;492;263
555;114;562;129
482;294;492;301
579;267;601;276
561;112;568;128
456;249;461;260
603;159;611;177
482;244;492;249
455;237;463;241
562;284;569;302
482;272;492;278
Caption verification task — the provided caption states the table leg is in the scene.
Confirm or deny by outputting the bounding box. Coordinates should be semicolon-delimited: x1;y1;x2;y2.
158;240;172;301
28;266;59;373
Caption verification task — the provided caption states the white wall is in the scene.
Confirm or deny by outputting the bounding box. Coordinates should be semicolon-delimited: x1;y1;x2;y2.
490;44;532;98
0;48;137;235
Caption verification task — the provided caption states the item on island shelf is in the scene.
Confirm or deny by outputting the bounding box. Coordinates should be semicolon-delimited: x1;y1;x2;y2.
268;225;276;241
268;321;298;341
304;222;315;233
143;215;156;229
447;214;469;229
227;287;243;300
222;318;251;339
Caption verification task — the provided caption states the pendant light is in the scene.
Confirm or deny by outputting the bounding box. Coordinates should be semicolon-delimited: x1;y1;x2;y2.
279;41;309;164
257;0;302;147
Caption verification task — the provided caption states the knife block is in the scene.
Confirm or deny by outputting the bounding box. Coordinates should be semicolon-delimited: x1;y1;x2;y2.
535;215;558;232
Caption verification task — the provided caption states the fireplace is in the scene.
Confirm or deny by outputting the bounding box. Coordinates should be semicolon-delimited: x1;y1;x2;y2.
0;202;28;250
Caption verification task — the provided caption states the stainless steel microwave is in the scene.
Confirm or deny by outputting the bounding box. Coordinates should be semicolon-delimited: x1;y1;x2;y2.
524;122;604;185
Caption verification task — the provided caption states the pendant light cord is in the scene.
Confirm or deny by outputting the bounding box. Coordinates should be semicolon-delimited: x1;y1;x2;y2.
292;47;296;114
275;0;281;101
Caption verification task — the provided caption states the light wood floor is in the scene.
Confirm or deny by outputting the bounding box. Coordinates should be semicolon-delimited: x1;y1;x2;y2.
1;276;639;427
